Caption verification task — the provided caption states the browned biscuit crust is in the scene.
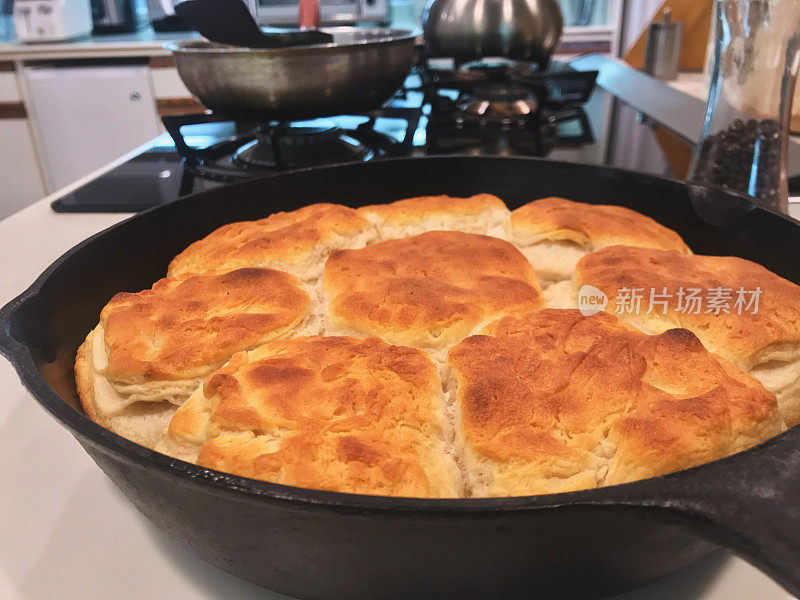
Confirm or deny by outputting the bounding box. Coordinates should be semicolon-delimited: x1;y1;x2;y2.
323;230;544;349
357;194;509;238
447;309;780;496
509;197;690;252
101;268;310;382
165;336;460;497
167;203;374;279
575;246;800;367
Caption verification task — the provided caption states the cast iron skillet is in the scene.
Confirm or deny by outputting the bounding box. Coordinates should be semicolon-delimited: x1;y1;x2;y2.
0;157;798;600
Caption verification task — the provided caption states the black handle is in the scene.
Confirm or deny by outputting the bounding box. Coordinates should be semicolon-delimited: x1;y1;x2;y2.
620;426;800;597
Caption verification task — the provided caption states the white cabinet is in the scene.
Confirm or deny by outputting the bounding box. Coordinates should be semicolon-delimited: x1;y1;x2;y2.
20;63;161;191
0;67;46;218
0;118;47;218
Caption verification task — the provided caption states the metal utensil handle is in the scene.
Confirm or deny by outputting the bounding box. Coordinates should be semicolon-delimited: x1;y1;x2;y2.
627;426;800;597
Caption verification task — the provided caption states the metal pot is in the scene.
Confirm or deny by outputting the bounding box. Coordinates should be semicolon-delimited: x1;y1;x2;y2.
423;0;563;64
165;28;416;121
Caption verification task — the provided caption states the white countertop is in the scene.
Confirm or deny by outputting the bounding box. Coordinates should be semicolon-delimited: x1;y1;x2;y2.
0;28;199;61
0;153;797;599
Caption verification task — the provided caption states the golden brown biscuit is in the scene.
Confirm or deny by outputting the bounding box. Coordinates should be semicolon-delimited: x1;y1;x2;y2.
357;194;510;240
75;268;310;448
160;336;461;497
167;203;376;281
323;230;544;351
504;197;690;285
447;309;780;497
561;246;800;427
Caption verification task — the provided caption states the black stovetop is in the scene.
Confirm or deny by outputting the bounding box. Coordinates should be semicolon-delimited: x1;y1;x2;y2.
51;64;603;213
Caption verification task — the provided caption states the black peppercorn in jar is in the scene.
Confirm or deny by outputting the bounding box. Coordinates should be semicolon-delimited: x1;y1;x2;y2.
688;0;800;214
692;117;782;203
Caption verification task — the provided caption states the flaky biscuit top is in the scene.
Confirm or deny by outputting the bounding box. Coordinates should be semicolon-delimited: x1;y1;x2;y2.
323;230;545;349
165;336;459;497
575;246;800;367
447;309;779;496
167;203;375;279
509;197;690;253
100;268;310;382
357;193;510;238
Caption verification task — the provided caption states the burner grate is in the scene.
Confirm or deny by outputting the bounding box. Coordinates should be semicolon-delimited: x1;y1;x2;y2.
162;107;422;184
419;58;597;155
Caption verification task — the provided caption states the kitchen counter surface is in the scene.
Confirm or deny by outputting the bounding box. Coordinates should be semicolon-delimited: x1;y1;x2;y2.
0;28;200;61
0;26;604;63
0;26;427;61
0;142;798;599
571;55;800;174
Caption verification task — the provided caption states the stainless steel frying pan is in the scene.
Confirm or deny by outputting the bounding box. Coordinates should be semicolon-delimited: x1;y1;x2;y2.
165;28;417;121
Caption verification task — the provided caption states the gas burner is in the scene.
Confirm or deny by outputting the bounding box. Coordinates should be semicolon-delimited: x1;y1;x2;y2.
162;108;421;185
418;58;598;154
422;59;599;111
457;86;539;125
232;121;372;171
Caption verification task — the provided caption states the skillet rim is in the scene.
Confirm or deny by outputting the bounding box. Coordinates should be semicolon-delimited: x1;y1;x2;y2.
2;154;798;513
164;28;417;57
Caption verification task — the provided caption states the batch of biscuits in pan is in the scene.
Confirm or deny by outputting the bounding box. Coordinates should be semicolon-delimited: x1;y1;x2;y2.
75;195;800;498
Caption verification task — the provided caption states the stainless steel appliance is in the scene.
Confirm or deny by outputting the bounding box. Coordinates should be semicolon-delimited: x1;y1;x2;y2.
423;0;563;66
242;0;388;26
91;0;138;33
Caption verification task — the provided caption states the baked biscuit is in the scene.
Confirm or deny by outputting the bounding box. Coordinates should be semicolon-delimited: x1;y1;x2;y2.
167;203;377;282
357;194;510;240
323;230;544;352
504;197;690;286
160;336;461;497
447;309;780;497
550;246;800;427
75;268;310;448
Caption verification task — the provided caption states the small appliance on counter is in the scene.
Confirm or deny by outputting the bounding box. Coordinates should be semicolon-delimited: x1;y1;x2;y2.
13;0;92;42
91;0;138;33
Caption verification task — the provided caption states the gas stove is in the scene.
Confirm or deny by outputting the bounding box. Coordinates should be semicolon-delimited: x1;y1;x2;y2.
51;62;599;212
161;107;421;183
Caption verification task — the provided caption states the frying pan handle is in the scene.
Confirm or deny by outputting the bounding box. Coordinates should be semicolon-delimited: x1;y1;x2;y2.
298;0;320;29
637;426;800;597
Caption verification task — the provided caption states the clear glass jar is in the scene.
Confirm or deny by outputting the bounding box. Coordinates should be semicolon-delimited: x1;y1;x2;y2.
688;0;800;213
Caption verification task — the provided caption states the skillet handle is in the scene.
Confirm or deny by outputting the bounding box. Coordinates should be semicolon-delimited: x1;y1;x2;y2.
639;426;800;597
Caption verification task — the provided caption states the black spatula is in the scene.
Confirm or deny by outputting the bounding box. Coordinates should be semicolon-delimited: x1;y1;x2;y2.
173;0;334;49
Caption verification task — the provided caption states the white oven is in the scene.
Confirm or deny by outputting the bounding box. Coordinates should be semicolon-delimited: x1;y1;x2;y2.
243;0;389;26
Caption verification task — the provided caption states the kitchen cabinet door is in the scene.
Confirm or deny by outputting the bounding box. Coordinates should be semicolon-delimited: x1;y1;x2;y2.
21;64;161;191
0;118;46;218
